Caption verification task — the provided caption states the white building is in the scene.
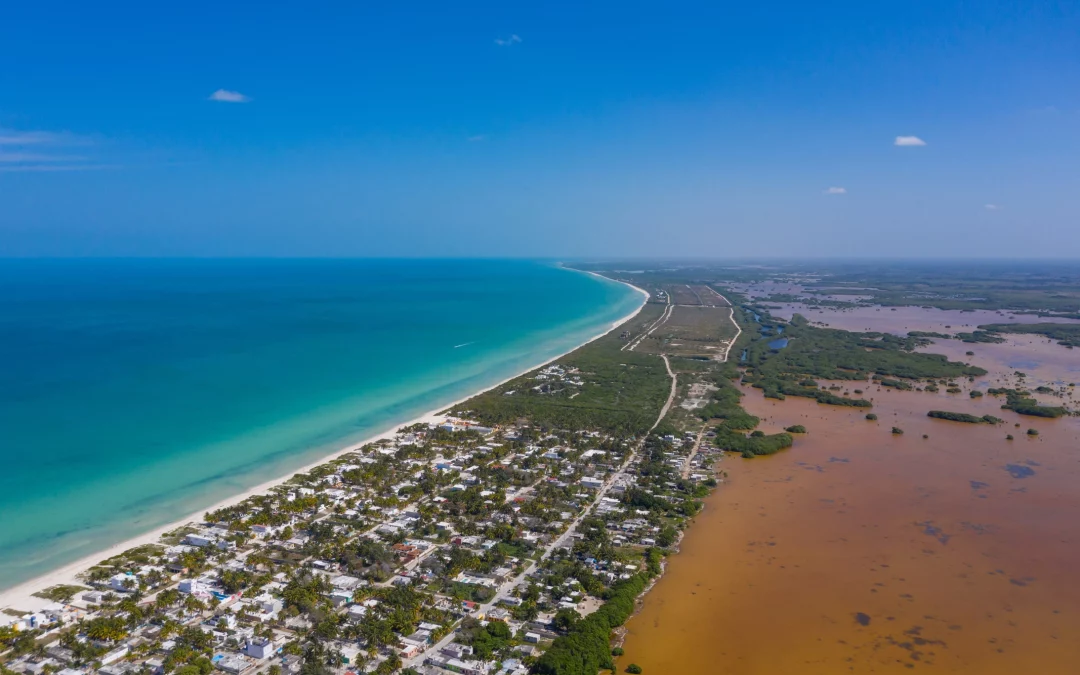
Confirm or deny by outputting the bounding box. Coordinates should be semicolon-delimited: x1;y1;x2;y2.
580;477;604;490
243;637;276;660
108;572;137;593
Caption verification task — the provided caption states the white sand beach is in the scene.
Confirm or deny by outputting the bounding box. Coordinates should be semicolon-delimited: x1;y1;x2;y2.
0;277;648;613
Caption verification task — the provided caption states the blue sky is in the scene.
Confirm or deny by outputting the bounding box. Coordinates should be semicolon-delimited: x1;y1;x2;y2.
1;0;1078;257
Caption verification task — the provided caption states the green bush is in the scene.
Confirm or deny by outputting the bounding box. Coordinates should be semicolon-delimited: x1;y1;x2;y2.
533;574;651;675
927;411;1000;424
742;314;986;384
987;388;1067;418
710;426;794;458
626;666;643;674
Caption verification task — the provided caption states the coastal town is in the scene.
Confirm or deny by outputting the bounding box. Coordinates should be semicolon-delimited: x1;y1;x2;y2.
0;285;733;675
0;415;716;675
6;262;1080;675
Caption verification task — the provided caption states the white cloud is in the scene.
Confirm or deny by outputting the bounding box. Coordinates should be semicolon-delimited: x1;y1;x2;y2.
984;204;1002;210
208;89;251;103
824;186;847;195
0;129;99;172
0;130;66;145
0;163;116;173
895;135;927;146
495;34;522;46
0;152;86;163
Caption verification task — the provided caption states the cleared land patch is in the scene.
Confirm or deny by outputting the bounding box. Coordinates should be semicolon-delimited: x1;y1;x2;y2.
665;284;703;306
636;305;741;360
690;285;731;307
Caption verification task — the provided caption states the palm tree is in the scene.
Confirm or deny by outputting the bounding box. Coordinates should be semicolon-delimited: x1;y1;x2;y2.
183;595;207;615
156;588;180;610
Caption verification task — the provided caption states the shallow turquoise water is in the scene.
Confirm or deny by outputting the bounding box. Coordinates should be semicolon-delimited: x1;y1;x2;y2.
0;259;639;590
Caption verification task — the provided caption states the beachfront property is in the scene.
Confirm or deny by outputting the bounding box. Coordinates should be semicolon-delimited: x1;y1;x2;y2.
0;412;720;675
0;290;750;675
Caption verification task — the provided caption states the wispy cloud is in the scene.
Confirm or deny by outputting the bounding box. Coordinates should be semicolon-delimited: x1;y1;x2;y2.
0;163;117;173
0;152;87;163
0;130;67;145
468;135;486;142
208;89;251;103
495;34;522;46
0;127;103;172
824;186;847;195
984;204;1002;210
895;135;927;146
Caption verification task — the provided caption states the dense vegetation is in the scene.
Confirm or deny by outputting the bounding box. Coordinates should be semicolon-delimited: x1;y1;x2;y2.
874;376;913;390
744;314;984;380
927;411;1002;424
695;366;759;427
987;388;1068;418
684;365;795;457
978;323;1080;348
733;313;983;409
751;377;873;406
572;260;1080;315
712;427;794;458
954;330;1006;344
532;552;661;675
451;310;671;434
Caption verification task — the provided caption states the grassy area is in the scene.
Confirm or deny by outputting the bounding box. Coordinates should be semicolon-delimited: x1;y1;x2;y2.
635;305;739;360
664;284;702;305
450;304;671;434
741;313;985;389
690;285;730;307
978;323;1080;347
32;584;89;603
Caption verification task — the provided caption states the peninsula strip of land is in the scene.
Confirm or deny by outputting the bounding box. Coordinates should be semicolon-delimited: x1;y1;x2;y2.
7;260;1076;675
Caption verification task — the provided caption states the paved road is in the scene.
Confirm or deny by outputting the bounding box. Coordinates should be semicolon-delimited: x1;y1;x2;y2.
404;323;681;670
680;425;708;479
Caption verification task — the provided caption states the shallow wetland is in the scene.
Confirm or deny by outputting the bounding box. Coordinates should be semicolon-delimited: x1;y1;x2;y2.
620;305;1080;674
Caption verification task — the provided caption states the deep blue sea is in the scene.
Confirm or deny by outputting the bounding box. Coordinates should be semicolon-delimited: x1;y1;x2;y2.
0;259;640;591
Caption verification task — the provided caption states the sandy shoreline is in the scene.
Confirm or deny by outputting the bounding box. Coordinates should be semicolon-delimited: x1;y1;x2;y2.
0;271;648;612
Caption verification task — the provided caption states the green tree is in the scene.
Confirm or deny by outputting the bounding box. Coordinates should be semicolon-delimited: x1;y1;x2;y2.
552;608;579;633
656;525;678;548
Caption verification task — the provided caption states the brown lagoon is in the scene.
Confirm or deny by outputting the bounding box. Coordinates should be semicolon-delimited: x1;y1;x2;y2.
619;307;1080;674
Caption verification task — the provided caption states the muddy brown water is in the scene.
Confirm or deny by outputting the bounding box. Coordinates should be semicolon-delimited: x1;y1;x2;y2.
620;312;1080;674
768;302;1080;336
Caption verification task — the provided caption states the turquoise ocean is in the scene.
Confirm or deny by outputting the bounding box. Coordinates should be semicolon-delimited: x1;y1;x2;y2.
0;259;640;591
